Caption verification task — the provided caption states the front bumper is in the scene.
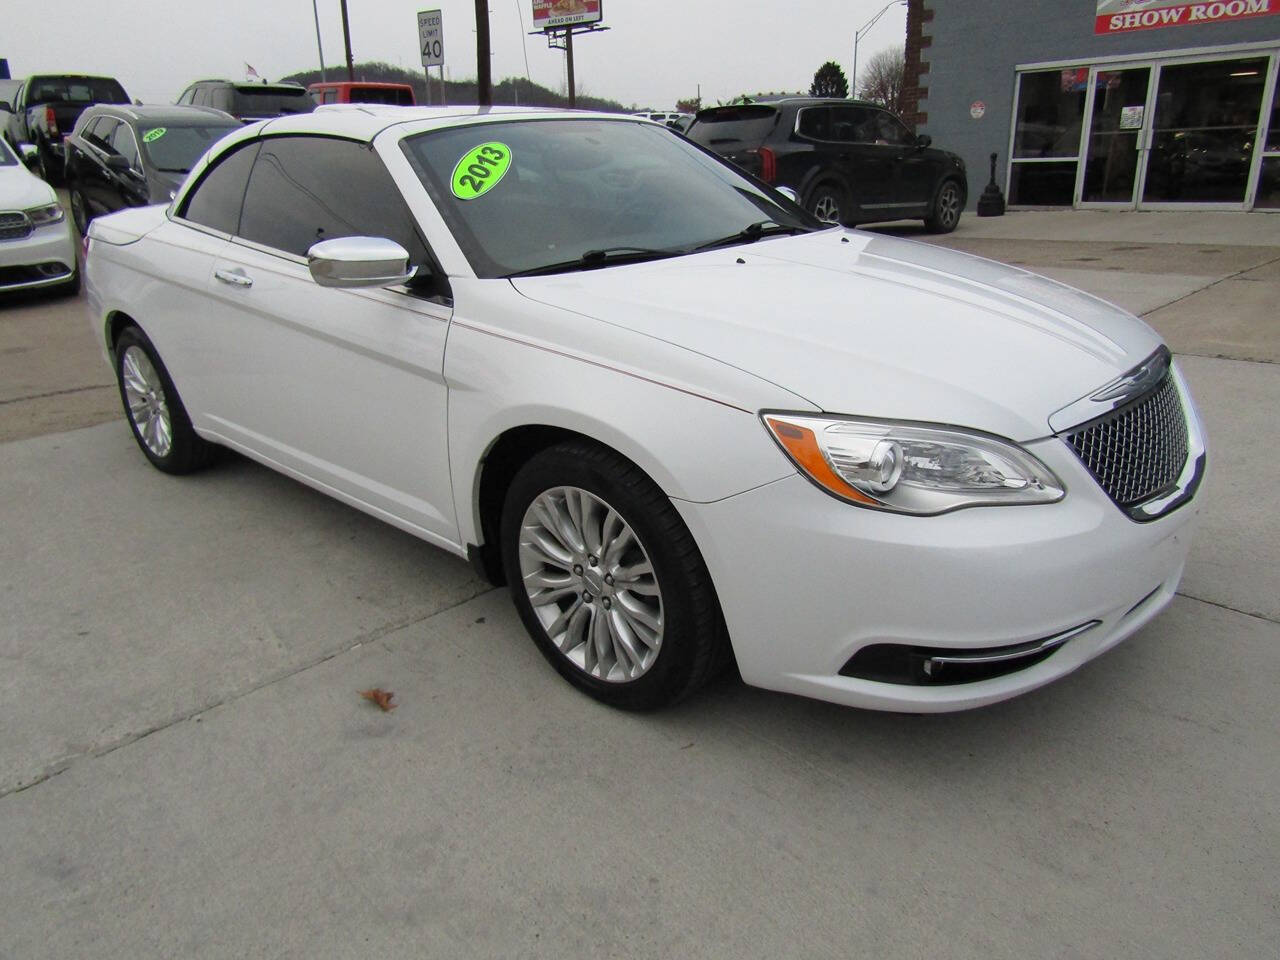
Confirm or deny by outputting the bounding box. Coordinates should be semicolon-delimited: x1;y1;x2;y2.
675;404;1204;713
0;218;77;292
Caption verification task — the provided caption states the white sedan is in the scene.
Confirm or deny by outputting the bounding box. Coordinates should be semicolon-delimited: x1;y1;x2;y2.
85;106;1206;712
0;137;78;294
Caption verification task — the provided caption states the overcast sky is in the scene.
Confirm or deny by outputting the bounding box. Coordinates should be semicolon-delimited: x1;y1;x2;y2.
4;1;908;108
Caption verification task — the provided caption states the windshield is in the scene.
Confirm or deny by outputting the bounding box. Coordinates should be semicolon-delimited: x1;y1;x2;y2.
27;76;128;106
401;118;815;278
232;87;314;117
140;123;240;173
686;106;780;148
350;86;414;105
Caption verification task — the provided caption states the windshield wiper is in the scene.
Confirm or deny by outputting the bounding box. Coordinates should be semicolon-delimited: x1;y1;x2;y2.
692;220;809;252
505;246;682;278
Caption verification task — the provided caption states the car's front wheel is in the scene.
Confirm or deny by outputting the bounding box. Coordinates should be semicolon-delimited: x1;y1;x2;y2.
925;179;963;233
114;326;216;474
500;440;724;710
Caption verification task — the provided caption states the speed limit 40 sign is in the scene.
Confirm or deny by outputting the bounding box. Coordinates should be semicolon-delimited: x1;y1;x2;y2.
418;9;443;67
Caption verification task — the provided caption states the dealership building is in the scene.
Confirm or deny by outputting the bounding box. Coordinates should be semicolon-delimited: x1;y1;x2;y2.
903;1;1280;210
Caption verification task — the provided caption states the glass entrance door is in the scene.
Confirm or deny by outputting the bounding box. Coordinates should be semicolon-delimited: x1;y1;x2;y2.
1080;66;1153;204
1142;57;1269;206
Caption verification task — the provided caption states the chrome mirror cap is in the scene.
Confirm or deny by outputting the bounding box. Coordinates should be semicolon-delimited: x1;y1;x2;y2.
18;143;39;170
307;236;415;288
776;186;799;204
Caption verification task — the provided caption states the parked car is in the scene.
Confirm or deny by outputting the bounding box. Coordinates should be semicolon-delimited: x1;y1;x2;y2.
64;104;240;236
308;81;416;106
1;74;131;183
85;107;1204;713
0;136;78;295
175;80;314;123
633;111;692;131
685;97;968;232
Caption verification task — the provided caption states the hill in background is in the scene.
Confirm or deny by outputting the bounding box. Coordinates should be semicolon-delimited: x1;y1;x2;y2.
281;61;631;113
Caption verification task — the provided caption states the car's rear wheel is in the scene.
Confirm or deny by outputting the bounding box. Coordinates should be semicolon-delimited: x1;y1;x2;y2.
114;326;216;474
500;440;723;710
70;187;91;237
925;179;963;233
807;183;846;226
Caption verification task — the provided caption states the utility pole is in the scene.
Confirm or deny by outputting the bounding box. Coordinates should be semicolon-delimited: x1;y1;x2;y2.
565;27;575;108
311;0;327;81
339;0;355;81
475;0;492;106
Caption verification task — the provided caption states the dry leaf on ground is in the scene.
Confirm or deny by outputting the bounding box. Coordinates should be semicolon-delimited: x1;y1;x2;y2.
359;688;397;712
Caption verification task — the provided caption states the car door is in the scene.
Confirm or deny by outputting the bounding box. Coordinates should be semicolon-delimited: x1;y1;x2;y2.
78;117;121;216
871;109;934;213
829;104;896;214
201;134;457;543
106;120;151;210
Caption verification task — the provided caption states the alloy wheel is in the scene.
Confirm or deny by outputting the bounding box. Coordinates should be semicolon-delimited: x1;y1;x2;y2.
812;193;841;225
938;183;961;229
121;346;173;458
518;486;664;683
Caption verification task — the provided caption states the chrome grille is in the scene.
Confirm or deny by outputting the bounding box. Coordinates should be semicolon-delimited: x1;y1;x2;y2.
1067;374;1188;507
0;211;33;242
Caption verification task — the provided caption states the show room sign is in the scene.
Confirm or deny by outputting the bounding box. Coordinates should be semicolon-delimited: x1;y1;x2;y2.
1096;0;1278;34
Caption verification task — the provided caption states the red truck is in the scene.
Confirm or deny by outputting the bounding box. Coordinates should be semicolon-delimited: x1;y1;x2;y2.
306;82;415;106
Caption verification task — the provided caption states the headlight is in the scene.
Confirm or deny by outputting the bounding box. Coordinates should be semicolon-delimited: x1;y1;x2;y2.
762;413;1064;515
26;203;65;226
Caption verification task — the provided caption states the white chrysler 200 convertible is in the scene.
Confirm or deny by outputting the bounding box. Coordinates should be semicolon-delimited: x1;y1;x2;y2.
85;106;1206;712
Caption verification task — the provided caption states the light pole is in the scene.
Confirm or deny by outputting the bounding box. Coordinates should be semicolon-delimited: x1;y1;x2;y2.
853;0;906;98
310;0;326;81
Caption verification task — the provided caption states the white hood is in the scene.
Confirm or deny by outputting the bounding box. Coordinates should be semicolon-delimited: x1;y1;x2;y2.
0;163;57;212
510;230;1164;441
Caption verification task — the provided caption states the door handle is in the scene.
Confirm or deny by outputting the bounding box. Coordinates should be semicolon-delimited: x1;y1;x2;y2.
214;267;253;288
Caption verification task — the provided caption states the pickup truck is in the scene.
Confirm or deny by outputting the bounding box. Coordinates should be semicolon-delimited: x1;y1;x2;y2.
1;75;131;182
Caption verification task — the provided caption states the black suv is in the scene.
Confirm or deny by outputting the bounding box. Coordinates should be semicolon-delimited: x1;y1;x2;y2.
175;80;314;123
64;104;240;235
686;98;967;233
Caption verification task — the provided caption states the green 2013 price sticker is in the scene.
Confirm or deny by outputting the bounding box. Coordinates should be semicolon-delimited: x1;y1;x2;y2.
142;127;167;143
451;142;511;200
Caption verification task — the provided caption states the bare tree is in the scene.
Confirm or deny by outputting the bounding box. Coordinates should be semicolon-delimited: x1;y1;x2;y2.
857;47;905;114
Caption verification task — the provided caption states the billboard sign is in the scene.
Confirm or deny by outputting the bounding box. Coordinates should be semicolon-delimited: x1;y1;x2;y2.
1096;0;1277;34
532;0;603;31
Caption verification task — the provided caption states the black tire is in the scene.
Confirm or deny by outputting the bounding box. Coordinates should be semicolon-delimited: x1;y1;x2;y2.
69;187;91;237
500;440;724;711
925;179;964;234
806;183;847;226
37;144;60;185
113;326;216;474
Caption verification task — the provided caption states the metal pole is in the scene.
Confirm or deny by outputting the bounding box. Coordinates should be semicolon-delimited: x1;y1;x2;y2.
339;0;354;82
440;65;448;106
475;0;492;106
311;0;327;81
565;27;576;108
853;32;859;97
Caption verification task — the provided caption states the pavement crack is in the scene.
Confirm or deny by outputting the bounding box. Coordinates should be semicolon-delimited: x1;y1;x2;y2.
1141;252;1280;319
0;383;116;406
0;584;498;801
1175;590;1278;626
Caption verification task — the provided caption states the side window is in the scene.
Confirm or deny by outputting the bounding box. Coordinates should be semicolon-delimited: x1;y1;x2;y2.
873;111;913;146
831;106;874;143
237;136;429;266
180;141;260;234
212;88;234;112
796;107;830;140
110;124;140;169
90;118;120;151
192;87;209;107
177;87;194;105
323;90;338;104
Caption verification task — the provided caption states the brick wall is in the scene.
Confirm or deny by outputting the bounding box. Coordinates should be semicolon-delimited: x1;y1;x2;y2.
901;0;932;131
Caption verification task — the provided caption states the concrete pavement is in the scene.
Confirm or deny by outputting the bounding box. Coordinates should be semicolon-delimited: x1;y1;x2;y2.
2;210;1277;957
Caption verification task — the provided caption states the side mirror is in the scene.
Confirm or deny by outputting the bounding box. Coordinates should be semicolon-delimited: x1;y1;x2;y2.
776;186;799;204
105;154;133;172
19;143;40;171
0;100;12;113
307;236;415;288
915;134;932;149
